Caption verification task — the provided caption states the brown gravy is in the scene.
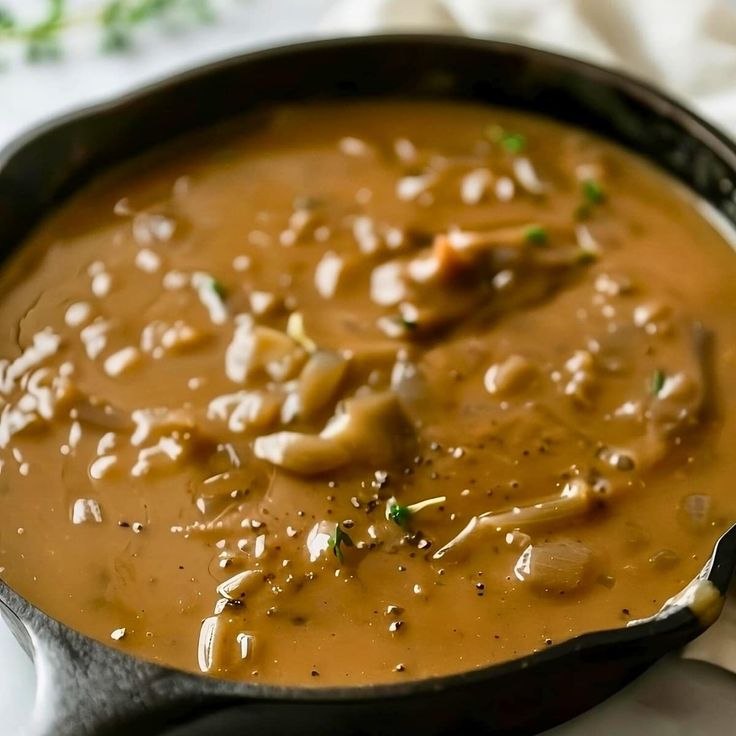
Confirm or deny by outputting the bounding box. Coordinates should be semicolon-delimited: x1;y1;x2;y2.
1;101;735;686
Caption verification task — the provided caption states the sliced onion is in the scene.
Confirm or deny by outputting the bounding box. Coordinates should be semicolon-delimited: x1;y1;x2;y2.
678;493;712;532
514;540;599;595
289;350;348;421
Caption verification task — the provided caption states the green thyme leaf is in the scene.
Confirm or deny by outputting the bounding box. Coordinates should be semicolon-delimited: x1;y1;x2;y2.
387;502;412;528
329;524;354;563
523;224;548;245
500;132;526;154
0;0;215;61
484;125;526;154
651;369;666;396
582;178;605;205
211;279;227;301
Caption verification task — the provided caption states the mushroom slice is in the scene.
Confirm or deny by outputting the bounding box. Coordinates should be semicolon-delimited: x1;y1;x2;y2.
281;350;348;423
254;391;411;475
320;391;410;460
253;431;352;476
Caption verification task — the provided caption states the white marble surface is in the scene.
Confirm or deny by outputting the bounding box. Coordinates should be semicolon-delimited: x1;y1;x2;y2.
1;1;736;734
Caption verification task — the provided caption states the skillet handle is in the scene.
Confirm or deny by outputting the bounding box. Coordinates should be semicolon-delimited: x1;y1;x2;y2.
0;583;234;736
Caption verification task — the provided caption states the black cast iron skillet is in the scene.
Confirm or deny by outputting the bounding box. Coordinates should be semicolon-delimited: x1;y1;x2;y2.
1;35;736;736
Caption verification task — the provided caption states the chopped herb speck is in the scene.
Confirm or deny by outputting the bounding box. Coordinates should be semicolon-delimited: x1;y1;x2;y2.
211;279;227;300
387;502;411;528
524;225;548;245
484;126;526;154
651;369;666;396
328;523;354;563
500;132;526;154
582;178;605;205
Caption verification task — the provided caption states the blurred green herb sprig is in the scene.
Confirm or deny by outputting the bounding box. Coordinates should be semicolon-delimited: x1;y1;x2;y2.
0;0;215;62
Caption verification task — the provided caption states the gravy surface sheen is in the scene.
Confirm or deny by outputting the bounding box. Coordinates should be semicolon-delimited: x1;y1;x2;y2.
1;101;735;686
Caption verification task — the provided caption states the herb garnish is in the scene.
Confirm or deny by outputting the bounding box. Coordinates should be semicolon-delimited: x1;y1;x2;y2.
582;178;605;205
386;495;447;529
485;125;526;154
0;8;14;31
651;369;666;396
523;224;548;245
500;132;526;154
211;279;227;301
25;0;65;62
328;524;354;563
102;0;214;51
0;0;215;61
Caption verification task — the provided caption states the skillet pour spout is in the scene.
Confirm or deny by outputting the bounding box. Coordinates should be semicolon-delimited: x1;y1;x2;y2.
2;35;736;736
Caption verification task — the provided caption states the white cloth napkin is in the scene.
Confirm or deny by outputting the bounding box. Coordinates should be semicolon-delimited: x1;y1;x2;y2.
320;0;736;135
